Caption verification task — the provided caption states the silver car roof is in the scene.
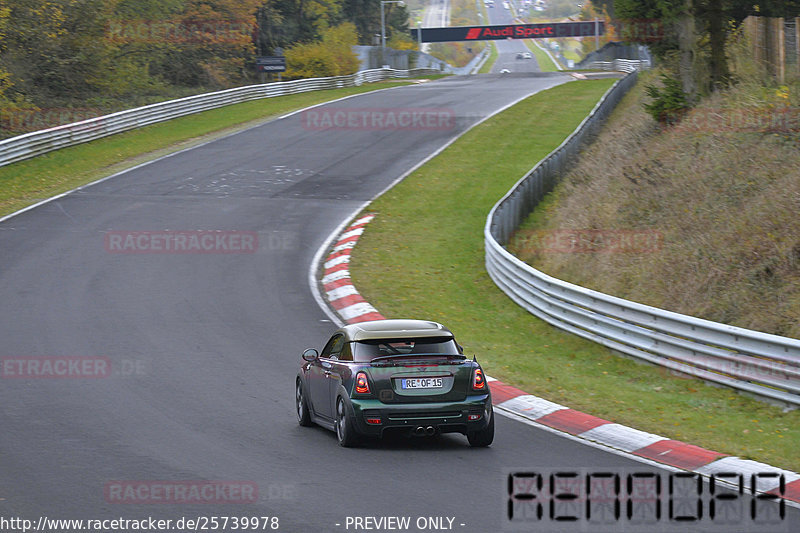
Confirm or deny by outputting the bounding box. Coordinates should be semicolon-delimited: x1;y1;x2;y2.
337;319;454;342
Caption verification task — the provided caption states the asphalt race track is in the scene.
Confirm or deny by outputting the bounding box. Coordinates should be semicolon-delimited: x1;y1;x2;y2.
1;75;797;532
488;2;542;74
423;0;450;28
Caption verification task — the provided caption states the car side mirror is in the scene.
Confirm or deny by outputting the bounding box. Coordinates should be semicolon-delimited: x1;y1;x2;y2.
302;348;319;362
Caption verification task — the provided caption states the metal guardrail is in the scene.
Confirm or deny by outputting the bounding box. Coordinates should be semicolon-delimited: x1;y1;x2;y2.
485;71;800;407
0;68;441;168
582;59;652;73
469;46;491;75
576;42;653;70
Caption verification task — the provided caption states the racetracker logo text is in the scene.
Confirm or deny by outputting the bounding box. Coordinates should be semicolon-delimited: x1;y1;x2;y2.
104;481;258;504
0;107;103;133
672;107;800;133
520;229;664;254
612;18;665;43
105;19;253;45
301;108;455;131
1;357;111;378
105;231;258;254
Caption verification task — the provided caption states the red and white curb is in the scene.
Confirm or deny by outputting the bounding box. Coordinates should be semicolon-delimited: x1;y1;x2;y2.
487;377;800;503
319;214;800;505
321;214;386;324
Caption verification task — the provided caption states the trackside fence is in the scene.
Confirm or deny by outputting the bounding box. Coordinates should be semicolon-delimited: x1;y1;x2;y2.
0;68;440;168
485;71;800;407
581;59;651;73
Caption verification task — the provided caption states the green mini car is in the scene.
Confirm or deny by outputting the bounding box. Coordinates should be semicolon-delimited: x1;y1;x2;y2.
296;319;494;447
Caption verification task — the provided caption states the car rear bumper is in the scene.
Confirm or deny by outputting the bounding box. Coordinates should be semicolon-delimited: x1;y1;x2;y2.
349;394;492;437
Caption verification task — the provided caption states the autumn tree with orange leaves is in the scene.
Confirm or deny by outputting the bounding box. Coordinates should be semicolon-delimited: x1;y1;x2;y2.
0;0;412;135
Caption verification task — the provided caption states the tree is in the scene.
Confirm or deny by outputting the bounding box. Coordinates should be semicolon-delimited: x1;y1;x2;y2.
342;0;375;44
268;0;343;45
0;3;15;107
615;0;800;96
109;0;260;88
0;0;133;99
342;0;410;46
388;33;418;51
284;21;358;78
255;1;287;55
384;3;409;42
0;0;417;120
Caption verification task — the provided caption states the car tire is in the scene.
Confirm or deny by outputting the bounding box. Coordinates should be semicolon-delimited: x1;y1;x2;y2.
467;407;494;447
335;397;358;447
296;380;313;427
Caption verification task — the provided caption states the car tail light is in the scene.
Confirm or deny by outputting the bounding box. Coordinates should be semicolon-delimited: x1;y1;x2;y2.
355;372;370;394
468;413;482;421
366;417;382;425
472;368;486;390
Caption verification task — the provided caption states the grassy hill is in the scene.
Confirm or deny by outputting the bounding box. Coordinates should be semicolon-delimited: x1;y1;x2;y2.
509;71;800;339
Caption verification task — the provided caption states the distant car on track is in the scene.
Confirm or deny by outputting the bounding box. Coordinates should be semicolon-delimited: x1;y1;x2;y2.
523;52;532;59
296;319;494;447
516;53;524;60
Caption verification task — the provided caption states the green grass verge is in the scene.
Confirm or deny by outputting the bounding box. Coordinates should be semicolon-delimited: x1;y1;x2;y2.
348;78;800;472
478;43;499;74
0;80;414;217
525;40;561;72
417;74;451;80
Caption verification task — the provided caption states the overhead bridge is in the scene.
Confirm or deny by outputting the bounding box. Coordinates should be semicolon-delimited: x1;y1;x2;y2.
410;21;605;43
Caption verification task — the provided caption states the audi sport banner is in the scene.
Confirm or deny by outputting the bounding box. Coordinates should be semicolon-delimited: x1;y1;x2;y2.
410;21;605;43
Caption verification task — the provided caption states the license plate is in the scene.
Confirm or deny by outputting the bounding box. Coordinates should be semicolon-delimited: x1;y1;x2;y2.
400;377;443;390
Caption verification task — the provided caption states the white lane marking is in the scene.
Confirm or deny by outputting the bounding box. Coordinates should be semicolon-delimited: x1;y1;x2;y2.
296;71;800;502
3;87;411;227
306;80;797;507
310;78;578;321
0;83;410;332
308;76;574;329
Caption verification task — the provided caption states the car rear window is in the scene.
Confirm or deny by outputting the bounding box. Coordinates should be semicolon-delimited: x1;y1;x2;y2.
352;337;460;362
